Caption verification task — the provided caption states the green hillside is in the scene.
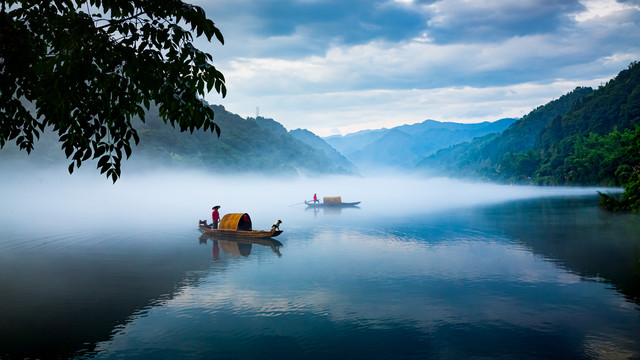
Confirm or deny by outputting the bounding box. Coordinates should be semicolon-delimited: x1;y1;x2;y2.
534;62;640;185
0;104;352;177
419;61;640;211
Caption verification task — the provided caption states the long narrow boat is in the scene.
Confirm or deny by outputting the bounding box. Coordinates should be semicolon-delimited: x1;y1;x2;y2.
305;196;360;208
198;213;283;238
304;200;361;208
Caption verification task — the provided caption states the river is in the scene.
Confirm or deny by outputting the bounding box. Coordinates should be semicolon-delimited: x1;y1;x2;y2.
1;171;638;359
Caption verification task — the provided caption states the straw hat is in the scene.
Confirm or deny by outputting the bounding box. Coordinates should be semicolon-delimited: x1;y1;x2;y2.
212;205;221;210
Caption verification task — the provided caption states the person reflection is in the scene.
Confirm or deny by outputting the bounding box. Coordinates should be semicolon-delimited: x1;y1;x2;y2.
212;239;220;260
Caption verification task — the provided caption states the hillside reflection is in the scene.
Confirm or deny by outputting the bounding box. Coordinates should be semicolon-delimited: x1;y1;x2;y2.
467;196;640;305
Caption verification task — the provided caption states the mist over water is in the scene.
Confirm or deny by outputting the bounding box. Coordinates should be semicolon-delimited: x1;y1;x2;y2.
0;167;614;234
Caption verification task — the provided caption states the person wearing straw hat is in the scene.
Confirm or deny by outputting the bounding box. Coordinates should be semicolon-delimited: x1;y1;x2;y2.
211;206;221;229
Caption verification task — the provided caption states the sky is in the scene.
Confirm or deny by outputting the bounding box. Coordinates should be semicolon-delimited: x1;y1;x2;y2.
192;0;640;136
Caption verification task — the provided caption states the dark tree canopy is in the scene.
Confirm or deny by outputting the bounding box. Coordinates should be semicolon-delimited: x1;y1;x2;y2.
0;0;226;182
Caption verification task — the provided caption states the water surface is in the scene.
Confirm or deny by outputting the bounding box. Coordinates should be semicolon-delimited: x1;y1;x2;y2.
1;173;638;359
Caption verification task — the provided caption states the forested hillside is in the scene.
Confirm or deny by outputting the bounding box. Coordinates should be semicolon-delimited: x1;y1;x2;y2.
0;104;355;177
419;61;640;187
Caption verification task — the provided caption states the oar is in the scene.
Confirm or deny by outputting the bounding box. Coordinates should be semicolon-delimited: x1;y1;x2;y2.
288;201;307;206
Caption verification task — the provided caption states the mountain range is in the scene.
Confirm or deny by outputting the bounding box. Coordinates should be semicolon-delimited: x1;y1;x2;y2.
324;118;517;170
0;105;358;177
2;61;638;185
1;105;516;178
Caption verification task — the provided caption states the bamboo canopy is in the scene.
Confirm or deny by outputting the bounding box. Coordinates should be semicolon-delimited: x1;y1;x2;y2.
219;213;252;231
323;196;342;204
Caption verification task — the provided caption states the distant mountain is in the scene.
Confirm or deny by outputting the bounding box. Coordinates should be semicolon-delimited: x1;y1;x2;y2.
325;118;518;169
323;128;388;159
419;61;640;186
0;104;355;177
351;128;415;167
289;129;358;175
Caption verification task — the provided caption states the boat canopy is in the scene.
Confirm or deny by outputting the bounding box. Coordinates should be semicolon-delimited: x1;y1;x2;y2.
219;213;252;231
324;196;342;204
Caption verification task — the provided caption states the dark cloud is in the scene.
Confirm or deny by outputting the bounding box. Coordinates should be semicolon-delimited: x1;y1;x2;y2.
203;0;600;59
201;0;426;58
229;0;424;42
424;0;586;44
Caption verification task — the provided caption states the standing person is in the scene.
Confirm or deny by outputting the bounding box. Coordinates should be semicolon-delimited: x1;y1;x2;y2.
212;206;221;229
313;193;319;204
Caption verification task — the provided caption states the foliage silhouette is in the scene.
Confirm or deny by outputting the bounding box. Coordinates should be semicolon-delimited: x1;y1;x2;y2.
0;0;226;182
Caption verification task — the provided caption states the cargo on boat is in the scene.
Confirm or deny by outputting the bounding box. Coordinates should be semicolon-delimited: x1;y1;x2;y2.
198;213;282;238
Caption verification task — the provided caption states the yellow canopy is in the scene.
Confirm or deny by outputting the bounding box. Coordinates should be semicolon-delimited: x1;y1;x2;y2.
219;213;252;231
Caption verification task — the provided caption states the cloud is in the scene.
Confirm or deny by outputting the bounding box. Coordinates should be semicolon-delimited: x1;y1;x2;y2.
217;25;636;94
574;0;640;21
195;0;427;58
421;0;585;43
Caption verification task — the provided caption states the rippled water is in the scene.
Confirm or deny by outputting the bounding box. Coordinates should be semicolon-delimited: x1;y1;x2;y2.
1;173;639;359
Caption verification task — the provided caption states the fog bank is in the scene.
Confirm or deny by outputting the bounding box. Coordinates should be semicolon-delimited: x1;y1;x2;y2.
0;168;616;233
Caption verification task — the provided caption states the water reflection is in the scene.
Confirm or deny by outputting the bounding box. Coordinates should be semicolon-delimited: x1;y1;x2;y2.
2;196;640;359
305;205;361;216
86;202;640;359
0;230;215;359
199;233;283;258
459;196;640;305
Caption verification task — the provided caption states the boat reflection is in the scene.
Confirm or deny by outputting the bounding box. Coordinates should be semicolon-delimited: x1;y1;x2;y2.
305;205;360;216
199;233;283;259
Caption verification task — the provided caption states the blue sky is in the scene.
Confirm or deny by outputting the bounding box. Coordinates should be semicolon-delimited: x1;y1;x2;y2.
193;0;640;136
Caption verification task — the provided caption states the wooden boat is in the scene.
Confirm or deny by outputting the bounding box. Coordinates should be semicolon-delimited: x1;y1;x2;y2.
305;196;361;208
198;213;283;238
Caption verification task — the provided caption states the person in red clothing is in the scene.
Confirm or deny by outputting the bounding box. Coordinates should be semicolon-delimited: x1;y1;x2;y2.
313;193;319;204
211;205;221;229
